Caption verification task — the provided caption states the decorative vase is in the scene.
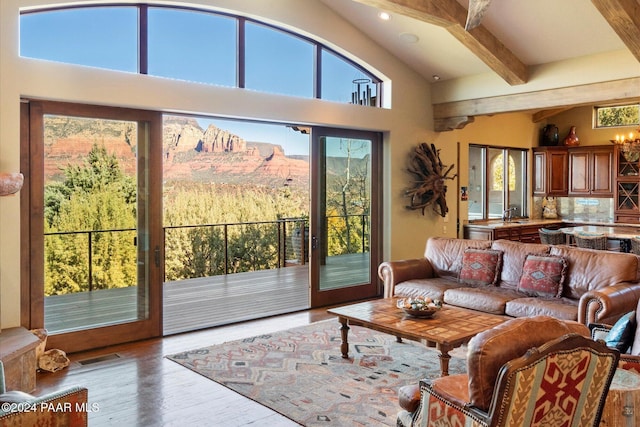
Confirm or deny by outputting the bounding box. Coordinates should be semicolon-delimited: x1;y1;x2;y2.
563;126;579;146
541;124;559;146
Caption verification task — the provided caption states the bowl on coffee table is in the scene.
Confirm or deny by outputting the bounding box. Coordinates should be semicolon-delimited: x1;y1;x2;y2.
396;298;442;318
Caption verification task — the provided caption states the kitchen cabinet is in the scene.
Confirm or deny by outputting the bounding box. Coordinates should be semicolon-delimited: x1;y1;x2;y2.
532;147;568;196
568;146;613;197
614;145;640;223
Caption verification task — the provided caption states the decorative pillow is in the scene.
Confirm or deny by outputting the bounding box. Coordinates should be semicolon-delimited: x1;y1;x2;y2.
605;311;636;353
518;254;567;298
458;249;503;286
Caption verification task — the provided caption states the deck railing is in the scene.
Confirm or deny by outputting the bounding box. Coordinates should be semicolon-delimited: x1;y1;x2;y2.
44;214;369;294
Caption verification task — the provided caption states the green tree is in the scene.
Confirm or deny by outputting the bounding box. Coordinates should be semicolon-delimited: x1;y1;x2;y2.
44;144;137;295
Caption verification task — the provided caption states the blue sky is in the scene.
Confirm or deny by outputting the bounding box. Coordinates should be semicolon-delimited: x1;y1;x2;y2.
20;5;376;157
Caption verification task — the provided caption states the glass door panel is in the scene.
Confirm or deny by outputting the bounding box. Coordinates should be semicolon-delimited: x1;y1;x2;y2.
42;115;144;332
310;128;380;307
26;101;162;353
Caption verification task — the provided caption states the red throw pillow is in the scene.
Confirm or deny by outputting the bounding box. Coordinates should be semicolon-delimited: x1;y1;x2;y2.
518;254;567;298
458;248;503;286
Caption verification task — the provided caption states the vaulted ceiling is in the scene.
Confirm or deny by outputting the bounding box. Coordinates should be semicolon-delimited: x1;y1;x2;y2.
320;0;640;129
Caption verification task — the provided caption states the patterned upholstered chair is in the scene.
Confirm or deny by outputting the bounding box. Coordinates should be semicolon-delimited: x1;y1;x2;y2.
0;361;88;426
397;316;619;427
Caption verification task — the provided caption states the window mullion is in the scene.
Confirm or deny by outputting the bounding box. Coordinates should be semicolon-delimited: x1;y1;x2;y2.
237;17;245;88
139;5;148;75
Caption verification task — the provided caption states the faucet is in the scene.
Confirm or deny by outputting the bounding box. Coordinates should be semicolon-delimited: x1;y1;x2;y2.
502;207;517;222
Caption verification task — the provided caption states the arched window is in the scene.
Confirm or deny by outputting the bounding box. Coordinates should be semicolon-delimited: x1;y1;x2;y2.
20;4;382;106
491;153;516;191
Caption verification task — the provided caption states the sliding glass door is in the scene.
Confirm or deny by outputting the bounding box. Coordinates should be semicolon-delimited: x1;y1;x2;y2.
23;101;163;353
310;128;381;307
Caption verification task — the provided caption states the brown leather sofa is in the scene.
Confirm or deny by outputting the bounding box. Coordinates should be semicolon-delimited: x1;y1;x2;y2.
379;237;640;325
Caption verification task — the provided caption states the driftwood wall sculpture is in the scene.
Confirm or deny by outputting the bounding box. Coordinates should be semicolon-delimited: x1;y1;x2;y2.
405;143;457;218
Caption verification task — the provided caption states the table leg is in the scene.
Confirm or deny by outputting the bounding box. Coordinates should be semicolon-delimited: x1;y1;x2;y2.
436;344;451;377
338;317;350;359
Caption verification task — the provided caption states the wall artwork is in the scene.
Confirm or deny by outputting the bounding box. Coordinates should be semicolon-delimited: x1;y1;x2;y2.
405;142;457;218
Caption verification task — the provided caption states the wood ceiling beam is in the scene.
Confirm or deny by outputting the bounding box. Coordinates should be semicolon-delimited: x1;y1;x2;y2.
591;0;640;62
433;77;640;131
352;0;528;85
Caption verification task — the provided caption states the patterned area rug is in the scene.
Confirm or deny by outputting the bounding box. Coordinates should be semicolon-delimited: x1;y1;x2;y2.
166;320;466;426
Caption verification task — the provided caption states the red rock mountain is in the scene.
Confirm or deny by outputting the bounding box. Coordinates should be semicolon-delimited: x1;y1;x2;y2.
44;115;309;189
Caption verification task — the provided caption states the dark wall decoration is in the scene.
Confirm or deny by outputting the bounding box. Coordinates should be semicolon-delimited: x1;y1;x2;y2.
405;143;457;218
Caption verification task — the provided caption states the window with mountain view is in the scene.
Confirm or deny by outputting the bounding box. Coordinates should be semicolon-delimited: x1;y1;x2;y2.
20;5;381;106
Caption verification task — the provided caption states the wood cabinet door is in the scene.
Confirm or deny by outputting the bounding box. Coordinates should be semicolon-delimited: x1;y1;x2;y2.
547;150;568;196
533;151;547;195
591;149;613;196
568;150;590;195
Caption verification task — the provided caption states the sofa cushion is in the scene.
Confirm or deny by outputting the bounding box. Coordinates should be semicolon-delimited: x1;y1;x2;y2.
394;277;464;301
549;246;638;299
605;311;636;353
425;237;492;280
458;249;503;286
490;240;551;290
467;316;590;412
505;297;578;320
517;254;567;298
444;286;521;315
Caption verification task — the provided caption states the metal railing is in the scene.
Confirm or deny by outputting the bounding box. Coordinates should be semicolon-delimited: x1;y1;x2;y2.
44;214;369;294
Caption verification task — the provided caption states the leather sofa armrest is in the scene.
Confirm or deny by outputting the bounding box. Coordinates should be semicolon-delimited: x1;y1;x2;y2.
578;282;640;325
378;259;434;298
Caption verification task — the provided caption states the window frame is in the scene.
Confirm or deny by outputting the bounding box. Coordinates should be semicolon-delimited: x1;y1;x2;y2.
593;103;640;129
468;144;529;221
20;4;383;106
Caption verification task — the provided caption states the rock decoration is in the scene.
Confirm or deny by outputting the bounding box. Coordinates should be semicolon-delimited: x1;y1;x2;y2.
38;349;70;373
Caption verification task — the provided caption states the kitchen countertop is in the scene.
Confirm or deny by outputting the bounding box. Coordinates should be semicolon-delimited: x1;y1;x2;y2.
465;218;640;229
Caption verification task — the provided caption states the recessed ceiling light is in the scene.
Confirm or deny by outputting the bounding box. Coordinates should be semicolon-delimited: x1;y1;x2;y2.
399;32;419;43
378;11;391;21
432;75;441;81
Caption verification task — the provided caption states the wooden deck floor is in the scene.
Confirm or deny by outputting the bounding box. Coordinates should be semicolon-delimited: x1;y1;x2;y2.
44;253;369;335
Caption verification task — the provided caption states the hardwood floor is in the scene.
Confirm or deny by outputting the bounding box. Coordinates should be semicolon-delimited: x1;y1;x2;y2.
34;308;337;426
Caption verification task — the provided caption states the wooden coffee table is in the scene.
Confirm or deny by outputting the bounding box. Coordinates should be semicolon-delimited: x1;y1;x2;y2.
327;299;505;376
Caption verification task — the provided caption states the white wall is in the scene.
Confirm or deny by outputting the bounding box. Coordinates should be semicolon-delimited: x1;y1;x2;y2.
0;0;437;328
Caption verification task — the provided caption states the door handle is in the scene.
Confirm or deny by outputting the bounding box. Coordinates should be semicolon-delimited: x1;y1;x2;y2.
311;235;319;250
154;246;160;267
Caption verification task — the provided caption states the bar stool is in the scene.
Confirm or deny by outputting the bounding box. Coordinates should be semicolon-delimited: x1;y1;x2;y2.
538;228;565;245
574;233;608;250
630;237;640;255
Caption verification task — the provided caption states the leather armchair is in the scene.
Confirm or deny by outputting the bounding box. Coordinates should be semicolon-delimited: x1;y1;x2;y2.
0;361;88;426
397;316;618;427
590;297;640;374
